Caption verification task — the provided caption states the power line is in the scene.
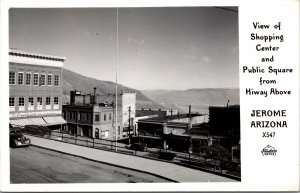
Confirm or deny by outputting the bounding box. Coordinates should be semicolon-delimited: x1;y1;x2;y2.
215;7;238;13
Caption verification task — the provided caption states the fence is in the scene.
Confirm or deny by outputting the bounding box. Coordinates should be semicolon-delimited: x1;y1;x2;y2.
24;129;241;180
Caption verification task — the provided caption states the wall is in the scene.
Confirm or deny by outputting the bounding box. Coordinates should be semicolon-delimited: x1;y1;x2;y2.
9;62;63;119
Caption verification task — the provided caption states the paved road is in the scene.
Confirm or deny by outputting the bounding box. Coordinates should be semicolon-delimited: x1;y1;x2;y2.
10;146;170;183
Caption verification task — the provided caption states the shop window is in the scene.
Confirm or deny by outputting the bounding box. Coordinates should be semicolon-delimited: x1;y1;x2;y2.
101;130;109;138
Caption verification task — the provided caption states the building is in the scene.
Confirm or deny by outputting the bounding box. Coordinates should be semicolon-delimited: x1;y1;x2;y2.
136;108;178;119
9;49;66;129
63;89;136;139
136;111;207;152
208;105;240;160
63;96;115;139
208;105;240;138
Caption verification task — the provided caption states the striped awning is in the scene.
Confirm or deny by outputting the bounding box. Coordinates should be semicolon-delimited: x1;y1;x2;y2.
30;117;48;126
43;116;66;125
10;118;34;127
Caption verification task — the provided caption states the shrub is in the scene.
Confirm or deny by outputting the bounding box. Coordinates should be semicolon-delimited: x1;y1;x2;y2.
24;125;51;136
158;151;176;161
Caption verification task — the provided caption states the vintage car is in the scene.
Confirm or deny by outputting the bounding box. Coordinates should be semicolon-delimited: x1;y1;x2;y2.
10;128;31;147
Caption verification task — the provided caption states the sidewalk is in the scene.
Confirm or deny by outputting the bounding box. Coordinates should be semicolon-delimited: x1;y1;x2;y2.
26;135;237;182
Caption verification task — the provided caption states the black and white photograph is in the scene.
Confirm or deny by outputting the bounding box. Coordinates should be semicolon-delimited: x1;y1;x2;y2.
8;7;241;184
1;0;299;191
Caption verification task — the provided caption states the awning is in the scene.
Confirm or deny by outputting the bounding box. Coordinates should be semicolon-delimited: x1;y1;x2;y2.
30;117;48;126
43;116;66;125
10;118;34;127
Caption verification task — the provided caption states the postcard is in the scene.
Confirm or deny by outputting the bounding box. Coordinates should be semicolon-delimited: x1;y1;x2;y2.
0;0;299;192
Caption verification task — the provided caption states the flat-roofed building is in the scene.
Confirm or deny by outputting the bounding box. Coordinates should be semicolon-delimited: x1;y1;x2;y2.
9;49;66;128
63;89;136;139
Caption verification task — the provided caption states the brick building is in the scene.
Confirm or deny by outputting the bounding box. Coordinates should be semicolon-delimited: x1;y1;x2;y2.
9;49;66;128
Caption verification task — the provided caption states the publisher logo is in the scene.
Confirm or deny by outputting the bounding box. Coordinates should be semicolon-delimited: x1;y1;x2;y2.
261;145;277;156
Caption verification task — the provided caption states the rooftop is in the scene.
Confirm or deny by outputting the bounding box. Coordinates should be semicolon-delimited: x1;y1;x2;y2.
9;49;66;62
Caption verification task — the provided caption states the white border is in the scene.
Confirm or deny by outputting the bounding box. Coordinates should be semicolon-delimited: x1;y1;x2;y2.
1;0;299;192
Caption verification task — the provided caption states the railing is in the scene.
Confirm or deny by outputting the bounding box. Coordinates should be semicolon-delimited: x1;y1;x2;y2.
24;130;241;180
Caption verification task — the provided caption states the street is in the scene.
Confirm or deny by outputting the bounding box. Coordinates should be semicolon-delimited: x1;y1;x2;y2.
10;146;170;183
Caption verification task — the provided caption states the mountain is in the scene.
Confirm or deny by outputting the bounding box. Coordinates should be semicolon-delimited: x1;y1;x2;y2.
62;68;165;109
141;88;240;114
62;69;239;114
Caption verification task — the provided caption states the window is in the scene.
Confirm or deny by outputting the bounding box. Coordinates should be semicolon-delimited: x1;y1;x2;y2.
78;112;81;121
101;130;109;138
37;97;43;105
54;97;59;104
9;72;15;85
9;97;15;111
37;97;43;110
54;75;59;86
109;113;112;121
18;72;24;85
28;97;34;110
46;97;51;105
33;73;39;86
87;113;90;121
9;97;15;106
46;97;51;109
104;114;106;121
25;72;31;85
19;97;24;106
19;97;25;111
47;74;52;86
39;74;45;86
95;114;100;122
54;97;59;109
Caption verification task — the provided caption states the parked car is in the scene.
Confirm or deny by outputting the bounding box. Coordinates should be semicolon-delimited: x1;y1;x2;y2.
126;143;147;151
10;128;31;147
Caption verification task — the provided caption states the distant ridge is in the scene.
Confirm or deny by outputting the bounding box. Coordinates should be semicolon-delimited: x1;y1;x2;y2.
62;68;239;113
141;88;239;113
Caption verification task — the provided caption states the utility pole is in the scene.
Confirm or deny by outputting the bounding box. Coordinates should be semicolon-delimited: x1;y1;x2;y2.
128;106;131;135
115;7;119;152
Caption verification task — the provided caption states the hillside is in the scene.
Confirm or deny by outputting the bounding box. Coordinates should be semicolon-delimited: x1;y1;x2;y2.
141;88;240;114
62;69;239;114
62;68;165;110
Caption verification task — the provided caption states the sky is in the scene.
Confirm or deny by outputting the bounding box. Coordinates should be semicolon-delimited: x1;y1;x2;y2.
9;7;239;90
